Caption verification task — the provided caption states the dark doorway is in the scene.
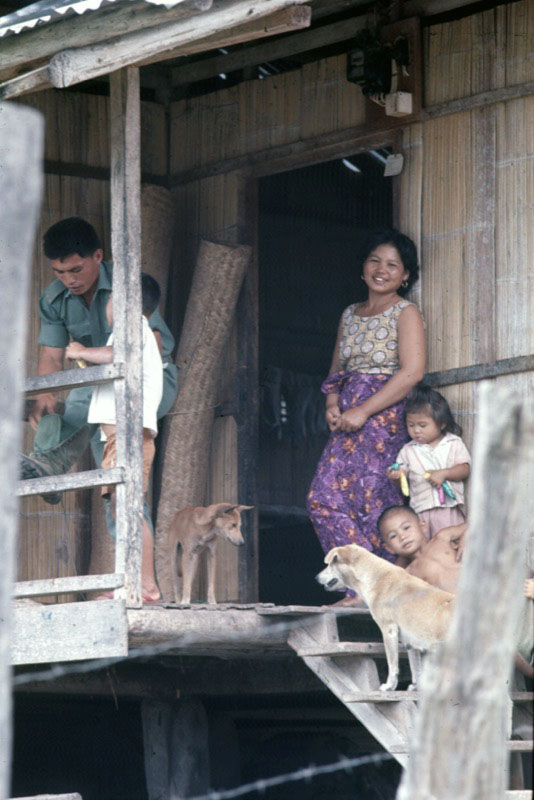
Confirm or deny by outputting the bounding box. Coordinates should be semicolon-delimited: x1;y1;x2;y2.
258;152;393;605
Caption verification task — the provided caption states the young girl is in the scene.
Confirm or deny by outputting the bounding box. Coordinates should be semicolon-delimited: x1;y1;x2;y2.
387;383;471;538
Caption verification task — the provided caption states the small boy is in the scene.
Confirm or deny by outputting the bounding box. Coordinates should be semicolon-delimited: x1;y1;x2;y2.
377;505;467;594
65;273;163;602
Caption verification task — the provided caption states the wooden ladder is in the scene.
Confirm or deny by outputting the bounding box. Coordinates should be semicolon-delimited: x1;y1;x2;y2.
286;609;534;782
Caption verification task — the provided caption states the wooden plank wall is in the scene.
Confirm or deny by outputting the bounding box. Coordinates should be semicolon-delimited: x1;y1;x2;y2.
171;0;534;584
16;90;168;600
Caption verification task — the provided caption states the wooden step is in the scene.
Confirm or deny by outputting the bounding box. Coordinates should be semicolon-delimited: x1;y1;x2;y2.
297;641;404;658
257;604;370;617
341;689;533;703
342;690;418;703
389;740;533;754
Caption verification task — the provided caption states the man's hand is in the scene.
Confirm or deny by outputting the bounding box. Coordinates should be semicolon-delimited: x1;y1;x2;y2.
29;393;58;430
65;341;87;361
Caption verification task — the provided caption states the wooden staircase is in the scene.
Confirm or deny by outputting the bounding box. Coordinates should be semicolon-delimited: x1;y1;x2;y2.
278;607;533;788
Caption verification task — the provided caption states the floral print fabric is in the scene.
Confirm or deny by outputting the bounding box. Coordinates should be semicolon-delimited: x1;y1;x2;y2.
306;370;408;563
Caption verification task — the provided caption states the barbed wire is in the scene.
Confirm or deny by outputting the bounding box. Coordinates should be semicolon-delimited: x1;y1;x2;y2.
187;753;394;800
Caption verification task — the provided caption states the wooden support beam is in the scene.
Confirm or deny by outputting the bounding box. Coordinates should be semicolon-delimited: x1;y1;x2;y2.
109;67;144;609
24;363;124;397
424;355;534;388
0;99;44;800
46;0;309;89
169;79;534;186
173;4;311;63
13;574;124;599
17;466;124;498
0;0;211;82
172;12;366;85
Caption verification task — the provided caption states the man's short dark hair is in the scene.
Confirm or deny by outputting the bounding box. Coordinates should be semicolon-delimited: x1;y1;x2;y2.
377;505;419;537
43;217;102;260
141;273;161;317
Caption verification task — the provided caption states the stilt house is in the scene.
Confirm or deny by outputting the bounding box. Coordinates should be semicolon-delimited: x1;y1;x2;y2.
3;0;533;796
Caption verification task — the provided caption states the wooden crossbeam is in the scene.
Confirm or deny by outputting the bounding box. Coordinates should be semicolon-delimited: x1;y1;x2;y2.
0;0;211;82
17;466;125;497
24;363;124;396
171;9;359;85
13;574;124;599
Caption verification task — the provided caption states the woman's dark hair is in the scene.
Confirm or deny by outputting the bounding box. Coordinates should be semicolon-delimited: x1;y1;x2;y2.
141;272;161;316
43;217;102;260
359;227;420;296
404;382;462;436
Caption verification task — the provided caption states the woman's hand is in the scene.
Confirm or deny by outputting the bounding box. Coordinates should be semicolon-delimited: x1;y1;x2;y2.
326;404;341;431
337;407;369;432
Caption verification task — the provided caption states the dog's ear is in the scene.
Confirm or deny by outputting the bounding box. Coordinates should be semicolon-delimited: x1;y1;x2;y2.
325;550;339;565
236;505;254;512
194;502;235;526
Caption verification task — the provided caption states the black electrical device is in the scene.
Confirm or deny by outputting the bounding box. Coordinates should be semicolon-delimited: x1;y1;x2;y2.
346;31;410;97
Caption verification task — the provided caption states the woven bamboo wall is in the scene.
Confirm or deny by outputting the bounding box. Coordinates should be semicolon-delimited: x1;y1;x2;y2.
170;53;366;173
17;90;169;599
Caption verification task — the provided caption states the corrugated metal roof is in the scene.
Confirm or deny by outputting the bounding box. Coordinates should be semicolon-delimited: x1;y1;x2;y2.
0;0;185;38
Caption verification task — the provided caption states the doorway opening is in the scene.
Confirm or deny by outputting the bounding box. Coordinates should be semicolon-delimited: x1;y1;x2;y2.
258;151;393;605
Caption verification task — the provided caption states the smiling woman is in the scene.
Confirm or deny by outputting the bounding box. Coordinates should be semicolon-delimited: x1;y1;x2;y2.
306;228;426;605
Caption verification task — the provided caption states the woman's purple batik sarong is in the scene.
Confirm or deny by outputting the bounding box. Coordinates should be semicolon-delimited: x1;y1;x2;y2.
306;371;408;563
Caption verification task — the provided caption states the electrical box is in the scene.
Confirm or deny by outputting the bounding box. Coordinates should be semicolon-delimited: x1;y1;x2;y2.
385;91;413;117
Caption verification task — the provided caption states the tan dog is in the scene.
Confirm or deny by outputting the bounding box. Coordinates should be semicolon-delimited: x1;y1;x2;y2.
316;544;454;691
170;503;253;604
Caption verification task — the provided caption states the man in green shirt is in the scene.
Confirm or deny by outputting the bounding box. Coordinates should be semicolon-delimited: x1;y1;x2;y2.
22;216;178;510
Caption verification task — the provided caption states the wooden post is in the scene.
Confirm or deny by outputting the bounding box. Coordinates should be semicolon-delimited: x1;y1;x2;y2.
142;699;210;800
109;67;144;608
397;383;534;800
0;101;44;800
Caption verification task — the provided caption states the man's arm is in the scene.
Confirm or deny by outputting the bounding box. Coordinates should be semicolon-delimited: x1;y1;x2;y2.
65;341;113;365
29;345;65;430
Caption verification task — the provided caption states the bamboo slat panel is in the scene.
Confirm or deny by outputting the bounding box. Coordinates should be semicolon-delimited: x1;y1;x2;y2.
504;0;534;87
495;96;534;360
424;7;505;105
422;113;472;372
19;90;166;175
300;54;365;140
170;54;365;173
238;72;300;157
397;122;423;309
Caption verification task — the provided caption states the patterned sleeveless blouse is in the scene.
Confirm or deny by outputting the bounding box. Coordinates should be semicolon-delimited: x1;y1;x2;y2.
338;300;415;375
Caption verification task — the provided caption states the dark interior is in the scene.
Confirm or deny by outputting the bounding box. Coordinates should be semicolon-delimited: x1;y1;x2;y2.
258;152;393;606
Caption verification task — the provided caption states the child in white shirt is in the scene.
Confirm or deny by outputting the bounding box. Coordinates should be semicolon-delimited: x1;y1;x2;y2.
387;383;471;539
66;274;163;601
